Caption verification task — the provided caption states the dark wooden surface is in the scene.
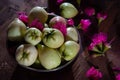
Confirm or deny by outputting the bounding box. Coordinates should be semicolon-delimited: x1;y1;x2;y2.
0;0;120;80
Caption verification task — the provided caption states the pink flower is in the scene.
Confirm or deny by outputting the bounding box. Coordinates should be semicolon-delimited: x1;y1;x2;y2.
80;19;91;32
116;74;120;80
97;12;107;23
88;32;111;54
88;42;97;50
92;32;107;44
53;22;67;36
18;12;28;24
67;18;74;26
97;12;107;20
86;67;102;80
88;42;103;54
57;0;64;5
29;19;44;31
84;7;95;16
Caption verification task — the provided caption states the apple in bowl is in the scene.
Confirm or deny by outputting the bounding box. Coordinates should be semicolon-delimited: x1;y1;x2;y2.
42;28;64;48
15;44;38;66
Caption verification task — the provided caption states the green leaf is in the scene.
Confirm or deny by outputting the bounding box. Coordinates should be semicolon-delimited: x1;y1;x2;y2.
76;24;81;29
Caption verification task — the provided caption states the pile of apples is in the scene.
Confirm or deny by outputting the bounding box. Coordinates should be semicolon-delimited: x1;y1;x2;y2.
7;5;80;70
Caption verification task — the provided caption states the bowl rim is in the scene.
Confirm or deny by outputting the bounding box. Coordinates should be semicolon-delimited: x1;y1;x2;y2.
18;55;78;72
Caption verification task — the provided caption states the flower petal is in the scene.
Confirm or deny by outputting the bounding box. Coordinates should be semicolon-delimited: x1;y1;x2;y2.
80;19;91;32
86;67;102;80
18;12;28;24
53;22;67;36
116;74;120;80
67;18;74;26
29;19;44;31
92;32;107;44
84;7;95;16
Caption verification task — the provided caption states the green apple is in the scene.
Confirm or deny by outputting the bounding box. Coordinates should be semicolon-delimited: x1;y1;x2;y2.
65;27;78;42
24;28;42;45
15;44;38;66
60;2;78;18
7;18;26;41
42;28;64;48
37;44;61;70
28;6;48;24
59;41;80;61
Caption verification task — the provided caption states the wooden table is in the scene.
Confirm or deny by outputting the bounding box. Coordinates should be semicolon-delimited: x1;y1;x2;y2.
0;0;120;80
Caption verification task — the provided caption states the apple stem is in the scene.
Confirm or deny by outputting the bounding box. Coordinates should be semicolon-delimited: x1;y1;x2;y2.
20;52;29;60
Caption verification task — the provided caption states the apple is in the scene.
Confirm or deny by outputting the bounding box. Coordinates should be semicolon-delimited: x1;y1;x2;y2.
42;28;64;48
65;27;78;42
37;44;61;70
60;2;78;18
24;28;42;45
49;16;67;27
59;41;80;61
28;6;48;24
15;44;38;66
7;18;26;41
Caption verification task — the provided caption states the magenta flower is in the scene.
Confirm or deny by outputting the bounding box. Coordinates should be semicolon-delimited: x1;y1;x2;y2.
67;18;74;26
88;42;97;51
97;12;107;24
88;42;96;50
84;7;95;16
79;19;91;32
53;22;67;36
18;12;28;24
92;32;107;44
86;67;102;80
116;74;120;80
88;32;111;55
29;19;44;31
57;0;64;5
88;42;104;55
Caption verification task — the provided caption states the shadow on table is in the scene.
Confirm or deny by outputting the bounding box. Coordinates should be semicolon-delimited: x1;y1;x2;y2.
11;63;74;80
